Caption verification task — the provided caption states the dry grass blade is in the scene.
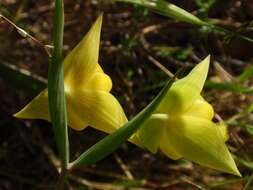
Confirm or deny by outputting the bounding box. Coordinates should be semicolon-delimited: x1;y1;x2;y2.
0;13;52;56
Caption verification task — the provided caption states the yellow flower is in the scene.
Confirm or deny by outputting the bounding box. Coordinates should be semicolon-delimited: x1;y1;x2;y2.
133;56;241;176
14;15;127;133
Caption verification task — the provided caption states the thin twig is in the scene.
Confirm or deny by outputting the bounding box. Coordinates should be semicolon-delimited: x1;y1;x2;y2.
0;61;47;84
214;113;224;122
146;55;174;78
182;177;208;190
69;174;147;190
0;13;53;56
114;153;134;180
214;61;234;82
77;167;131;180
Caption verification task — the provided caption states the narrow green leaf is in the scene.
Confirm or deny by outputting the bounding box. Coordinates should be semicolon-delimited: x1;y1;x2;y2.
242;174;253;190
194;0;217;16
243;102;253;114
116;0;253;43
238;64;253;82
116;0;205;26
234;155;253;170
237;122;253;136
226;120;253;137
205;81;253;95
69;75;177;169
208;177;248;189
48;0;69;166
244;124;253;136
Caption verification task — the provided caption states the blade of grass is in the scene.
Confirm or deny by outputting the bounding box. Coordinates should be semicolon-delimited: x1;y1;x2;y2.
205;81;253;95
194;0;217;16
242;174;253;190
243;102;253;114
208;24;253;43
238;64;253;82
48;0;69;181
208;177;248;189
117;0;205;26
116;0;253;43
69;74;177;170
230;121;253;137
234;155;253;170
48;0;69;166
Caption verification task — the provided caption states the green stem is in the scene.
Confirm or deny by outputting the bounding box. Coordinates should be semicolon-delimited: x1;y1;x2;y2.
206;23;253;43
48;0;69;188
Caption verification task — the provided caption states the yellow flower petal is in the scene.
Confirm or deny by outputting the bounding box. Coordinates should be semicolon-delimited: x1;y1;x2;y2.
14;89;89;130
67;106;89;131
85;71;112;92
67;89;127;133
136;113;167;153
218;122;229;142
164;115;240;176
160;128;182;160
184;97;214;120
158;55;210;114
14;88;124;133
14;89;50;121
133;114;182;159
64;14;103;89
160;139;182;160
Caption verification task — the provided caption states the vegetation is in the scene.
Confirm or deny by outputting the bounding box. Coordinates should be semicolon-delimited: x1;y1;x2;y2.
0;0;253;189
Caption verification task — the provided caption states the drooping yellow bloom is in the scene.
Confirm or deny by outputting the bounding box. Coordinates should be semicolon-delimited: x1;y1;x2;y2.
133;56;241;176
14;15;127;133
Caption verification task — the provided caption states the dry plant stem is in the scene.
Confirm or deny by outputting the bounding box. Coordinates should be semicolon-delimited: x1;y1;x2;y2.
213;61;234;82
147;55;175;78
0;13;52;56
69;175;147;190
75;167;131;180
0;61;47;84
35;131;137;188
114;153;134;180
181;177;207;190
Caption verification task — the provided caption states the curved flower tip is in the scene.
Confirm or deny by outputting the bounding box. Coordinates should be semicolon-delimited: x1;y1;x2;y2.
135;56;241;176
14;14;128;134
